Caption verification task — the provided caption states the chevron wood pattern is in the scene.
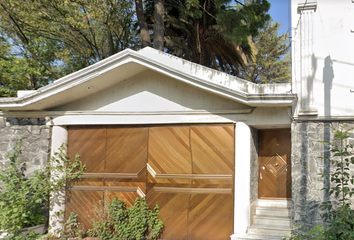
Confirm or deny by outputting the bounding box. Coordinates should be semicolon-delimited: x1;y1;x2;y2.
68;126;106;174
191;125;234;175
258;130;291;199
188;193;233;240
65;190;103;230
147;192;189;240
67;125;235;239
148;126;192;175
105;127;148;173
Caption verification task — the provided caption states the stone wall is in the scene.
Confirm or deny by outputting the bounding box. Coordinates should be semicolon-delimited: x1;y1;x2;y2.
0;117;51;176
250;127;259;204
291;121;354;228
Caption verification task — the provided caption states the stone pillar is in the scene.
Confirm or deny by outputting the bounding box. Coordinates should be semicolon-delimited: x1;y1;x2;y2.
49;126;68;235
298;2;318;116
231;122;251;239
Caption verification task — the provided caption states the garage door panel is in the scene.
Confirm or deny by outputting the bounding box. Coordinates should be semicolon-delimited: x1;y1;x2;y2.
74;178;104;186
65;191;103;231
106;127;148;173
108;191;142;208
105;181;146;196
68;126;106;173
188;194;233;240
149;127;191;174
192;183;233;190
147;192;189;240
191;125;234;175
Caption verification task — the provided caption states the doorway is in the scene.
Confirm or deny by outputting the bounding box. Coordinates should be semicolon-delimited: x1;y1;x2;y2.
258;129;291;199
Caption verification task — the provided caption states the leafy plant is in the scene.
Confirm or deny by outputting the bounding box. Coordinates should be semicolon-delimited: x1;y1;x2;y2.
289;124;354;239
287;224;325;240
87;196;164;240
0;142;85;238
318;124;354;239
63;212;85;238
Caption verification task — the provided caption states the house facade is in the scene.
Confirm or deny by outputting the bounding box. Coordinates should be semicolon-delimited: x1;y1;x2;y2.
0;1;353;239
291;0;354;230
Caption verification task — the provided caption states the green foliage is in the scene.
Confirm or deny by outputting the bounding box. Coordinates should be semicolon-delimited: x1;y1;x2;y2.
0;0;137;96
318;124;354;239
87;197;164;240
287;225;325;240
0;142;85;238
0;0;273;94
63;212;85;238
238;20;291;83
146;0;270;75
319;125;354;218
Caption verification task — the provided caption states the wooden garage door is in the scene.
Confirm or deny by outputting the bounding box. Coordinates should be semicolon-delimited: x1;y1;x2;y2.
66;125;234;240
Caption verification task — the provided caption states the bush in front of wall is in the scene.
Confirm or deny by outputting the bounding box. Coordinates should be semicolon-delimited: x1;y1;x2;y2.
86;196;163;240
318;124;354;239
0;142;85;239
288;124;354;240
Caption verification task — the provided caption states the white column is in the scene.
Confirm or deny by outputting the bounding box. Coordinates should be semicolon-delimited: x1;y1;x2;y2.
298;2;318;115
231;122;251;239
49;126;68;235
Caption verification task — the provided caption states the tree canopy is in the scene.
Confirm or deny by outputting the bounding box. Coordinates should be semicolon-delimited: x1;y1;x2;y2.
0;0;137;96
139;0;271;75
0;0;289;97
237;20;291;83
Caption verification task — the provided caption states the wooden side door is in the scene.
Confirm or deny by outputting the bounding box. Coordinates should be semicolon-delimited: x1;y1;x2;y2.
258;129;291;199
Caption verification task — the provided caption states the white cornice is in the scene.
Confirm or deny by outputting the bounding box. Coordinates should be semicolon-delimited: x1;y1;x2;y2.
298;2;317;12
0;109;254;118
0;47;295;110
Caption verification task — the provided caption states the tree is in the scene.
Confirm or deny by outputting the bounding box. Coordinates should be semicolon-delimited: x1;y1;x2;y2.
0;0;137;96
138;0;271;75
0;0;273;97
238;20;291;83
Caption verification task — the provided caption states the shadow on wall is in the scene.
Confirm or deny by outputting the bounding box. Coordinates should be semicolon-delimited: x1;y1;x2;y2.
323;55;334;117
322;56;334;205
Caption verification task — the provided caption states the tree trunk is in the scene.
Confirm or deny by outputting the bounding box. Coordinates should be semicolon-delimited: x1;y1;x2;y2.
153;0;164;51
135;0;151;48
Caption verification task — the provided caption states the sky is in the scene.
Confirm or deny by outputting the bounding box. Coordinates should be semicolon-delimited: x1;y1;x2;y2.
267;0;291;35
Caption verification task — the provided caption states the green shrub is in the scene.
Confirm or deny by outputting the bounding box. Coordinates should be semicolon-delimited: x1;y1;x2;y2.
0;142;85;238
87;197;163;240
319;125;354;239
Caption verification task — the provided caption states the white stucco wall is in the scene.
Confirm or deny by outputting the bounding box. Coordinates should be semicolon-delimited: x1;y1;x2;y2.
55;70;250;112
51;70;292;128
292;0;354;118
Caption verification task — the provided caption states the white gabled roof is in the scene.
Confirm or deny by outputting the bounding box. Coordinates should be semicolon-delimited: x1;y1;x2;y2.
0;47;296;111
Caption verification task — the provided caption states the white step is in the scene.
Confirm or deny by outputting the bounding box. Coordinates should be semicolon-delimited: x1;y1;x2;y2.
233;234;286;240
253;215;291;227
248;225;291;237
255;207;291;217
256;199;292;208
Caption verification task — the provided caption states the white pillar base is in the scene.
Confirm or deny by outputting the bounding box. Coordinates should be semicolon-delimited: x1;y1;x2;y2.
48;126;68;236
233;122;252;238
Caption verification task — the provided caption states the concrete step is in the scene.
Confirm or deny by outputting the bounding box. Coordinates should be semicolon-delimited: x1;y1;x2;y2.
248;225;291;238
255;207;291;217
253;215;291;227
257;199;292;208
233;234;286;240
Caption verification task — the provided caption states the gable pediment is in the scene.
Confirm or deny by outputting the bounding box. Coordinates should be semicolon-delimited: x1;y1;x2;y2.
0;47;296;111
54;70;251;112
